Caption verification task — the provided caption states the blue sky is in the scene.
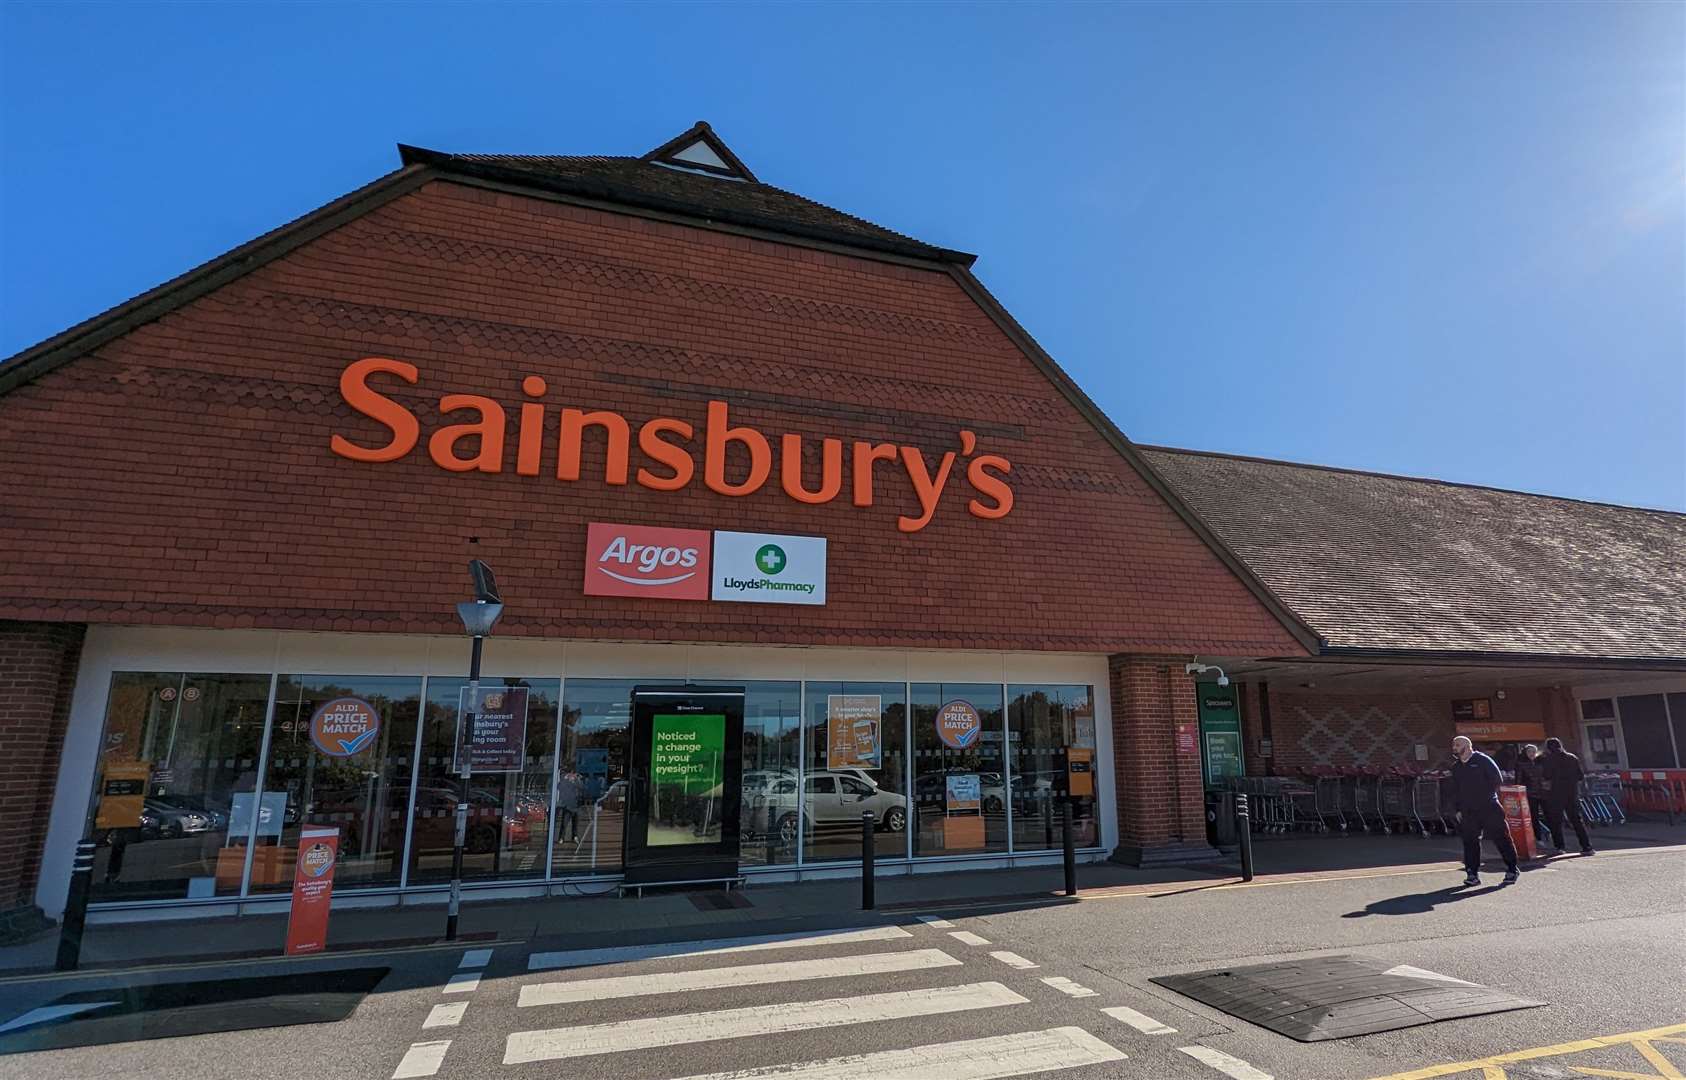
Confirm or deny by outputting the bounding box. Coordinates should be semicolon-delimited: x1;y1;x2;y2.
3;2;1682;509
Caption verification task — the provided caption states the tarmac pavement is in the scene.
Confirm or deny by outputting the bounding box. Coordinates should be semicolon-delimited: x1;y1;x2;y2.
0;829;1680;1080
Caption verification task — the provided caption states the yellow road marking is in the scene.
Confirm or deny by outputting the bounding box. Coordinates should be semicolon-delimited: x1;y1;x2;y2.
1636;1039;1686;1079
1365;1023;1686;1080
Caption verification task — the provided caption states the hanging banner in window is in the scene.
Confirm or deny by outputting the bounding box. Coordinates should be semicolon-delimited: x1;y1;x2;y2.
309;697;382;758
649;712;726;847
945;773;981;813
453;686;530;774
284;826;339;956
936;700;983;749
826;695;882;769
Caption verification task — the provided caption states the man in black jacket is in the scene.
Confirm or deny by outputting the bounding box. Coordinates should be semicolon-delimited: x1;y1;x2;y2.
1540;737;1595;855
1451;735;1519;886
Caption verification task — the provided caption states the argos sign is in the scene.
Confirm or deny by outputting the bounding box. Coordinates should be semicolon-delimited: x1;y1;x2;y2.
328;358;1013;533
584;523;711;600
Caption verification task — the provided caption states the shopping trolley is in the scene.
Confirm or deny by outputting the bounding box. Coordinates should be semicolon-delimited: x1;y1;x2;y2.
1378;773;1421;835
1580;773;1626;827
1412;770;1448;834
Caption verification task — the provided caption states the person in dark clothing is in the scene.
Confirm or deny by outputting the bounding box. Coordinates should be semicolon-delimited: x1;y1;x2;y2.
1539;737;1595;855
1451;735;1519;886
1515;744;1551;843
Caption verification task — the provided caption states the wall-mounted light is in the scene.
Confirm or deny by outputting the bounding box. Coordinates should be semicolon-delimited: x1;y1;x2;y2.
1185;661;1230;688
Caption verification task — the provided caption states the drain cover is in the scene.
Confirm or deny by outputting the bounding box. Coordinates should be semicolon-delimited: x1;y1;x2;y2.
0;966;389;1053
1151;955;1544;1042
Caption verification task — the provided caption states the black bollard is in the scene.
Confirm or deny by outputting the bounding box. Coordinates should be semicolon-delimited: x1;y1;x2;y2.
861;812;875;910
55;840;98;972
1043;792;1054;850
1061;798;1077;897
1236;792;1255;882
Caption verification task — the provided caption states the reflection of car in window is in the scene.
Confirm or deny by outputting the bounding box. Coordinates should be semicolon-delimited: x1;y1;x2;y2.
144;797;222;837
744;769;907;846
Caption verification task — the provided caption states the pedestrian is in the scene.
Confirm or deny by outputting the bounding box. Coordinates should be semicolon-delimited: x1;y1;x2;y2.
1539;737;1595;856
555;770;582;842
1450;735;1519;886
1515;744;1551;844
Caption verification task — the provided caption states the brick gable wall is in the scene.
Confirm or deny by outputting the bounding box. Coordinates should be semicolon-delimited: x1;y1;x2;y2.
0;179;1306;657
0;621;84;922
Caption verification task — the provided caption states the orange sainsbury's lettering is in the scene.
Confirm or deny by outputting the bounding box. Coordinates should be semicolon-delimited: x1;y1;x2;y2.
330;357;420;463
328;360;1014;531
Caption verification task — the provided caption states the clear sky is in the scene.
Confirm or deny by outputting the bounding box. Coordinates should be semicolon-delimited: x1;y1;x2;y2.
3;2;1682;509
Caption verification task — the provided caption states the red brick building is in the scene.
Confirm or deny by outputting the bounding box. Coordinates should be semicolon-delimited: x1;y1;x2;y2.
5;124;1680;935
0;123;1315;931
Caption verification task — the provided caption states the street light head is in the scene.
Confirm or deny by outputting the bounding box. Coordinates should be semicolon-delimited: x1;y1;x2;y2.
468;559;502;604
456;600;504;638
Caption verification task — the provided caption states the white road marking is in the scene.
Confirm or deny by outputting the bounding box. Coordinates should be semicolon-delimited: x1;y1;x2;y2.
1102;1004;1177;1034
458;948;493;969
916;915;955;928
948;931;991;947
442;973;481;994
989;950;1039;970
0;1001;117;1035
520;948;960;1006
1179;1045;1274;1080
503;981;1029;1064
668;1025;1125;1079
392;1040;451;1078
527;926;913;971
1382;964;1477;986
1040;976;1097;998
422;1002;467;1029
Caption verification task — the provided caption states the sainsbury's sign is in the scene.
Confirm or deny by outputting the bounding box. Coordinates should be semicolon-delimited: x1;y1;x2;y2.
328;358;1013;533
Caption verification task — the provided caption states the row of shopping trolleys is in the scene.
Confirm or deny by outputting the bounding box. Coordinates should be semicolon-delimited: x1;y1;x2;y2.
1226;770;1630;836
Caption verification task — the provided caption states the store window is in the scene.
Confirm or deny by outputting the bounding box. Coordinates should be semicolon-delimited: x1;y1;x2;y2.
250;675;422;893
1616;694;1679;768
408;677;558;884
87;672;272;902
1579;698;1623;768
912;683;1007;857
555;679;647;875
1008;684;1099;850
741;681;801;867
801;682;908;863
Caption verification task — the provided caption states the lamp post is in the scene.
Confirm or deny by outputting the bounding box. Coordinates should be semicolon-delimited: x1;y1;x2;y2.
447;560;503;942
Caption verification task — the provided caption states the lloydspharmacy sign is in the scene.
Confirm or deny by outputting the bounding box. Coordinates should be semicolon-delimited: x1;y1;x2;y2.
328;358;1013;533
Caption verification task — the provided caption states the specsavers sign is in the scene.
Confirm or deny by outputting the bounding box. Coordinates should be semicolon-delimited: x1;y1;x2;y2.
712;531;827;605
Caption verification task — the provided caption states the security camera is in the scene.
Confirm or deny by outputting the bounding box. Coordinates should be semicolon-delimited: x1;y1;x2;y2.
1217;674;1230;687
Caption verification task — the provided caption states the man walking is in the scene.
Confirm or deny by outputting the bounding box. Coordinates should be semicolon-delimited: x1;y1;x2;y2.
1540;737;1595;855
1451;735;1519;886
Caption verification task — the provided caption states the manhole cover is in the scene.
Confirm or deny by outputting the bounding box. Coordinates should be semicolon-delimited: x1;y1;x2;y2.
1151;955;1544;1042
0;966;389;1053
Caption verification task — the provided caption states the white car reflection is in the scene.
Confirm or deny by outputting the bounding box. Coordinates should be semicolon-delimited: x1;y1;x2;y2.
743;769;906;847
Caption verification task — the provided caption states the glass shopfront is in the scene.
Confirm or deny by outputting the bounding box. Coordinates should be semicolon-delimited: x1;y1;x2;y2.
81;669;1102;902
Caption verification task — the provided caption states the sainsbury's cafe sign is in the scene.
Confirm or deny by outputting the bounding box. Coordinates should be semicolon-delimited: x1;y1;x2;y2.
328;358;1013;533
584;523;826;605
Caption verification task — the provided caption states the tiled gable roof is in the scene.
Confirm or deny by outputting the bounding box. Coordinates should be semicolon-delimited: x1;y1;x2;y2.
1141;447;1686;662
397;142;974;266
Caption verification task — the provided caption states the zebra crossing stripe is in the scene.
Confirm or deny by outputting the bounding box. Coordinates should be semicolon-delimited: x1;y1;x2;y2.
443;973;481;994
916;915;955;928
1179;1045;1274;1080
503;981;1028;1065
519;948;961;1006
392;1040;450;1078
668;1025;1126;1080
989;950;1039;970
1101;1005;1176;1035
1040;976;1097;998
527;926;912;971
458;948;493;969
948;931;991;947
423;1003;467;1029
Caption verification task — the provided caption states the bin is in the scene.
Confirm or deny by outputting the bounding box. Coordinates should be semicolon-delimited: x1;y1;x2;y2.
1205;790;1237;847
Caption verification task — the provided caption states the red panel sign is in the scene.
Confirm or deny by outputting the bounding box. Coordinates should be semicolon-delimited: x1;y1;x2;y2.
284;826;339;956
584;523;711;600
